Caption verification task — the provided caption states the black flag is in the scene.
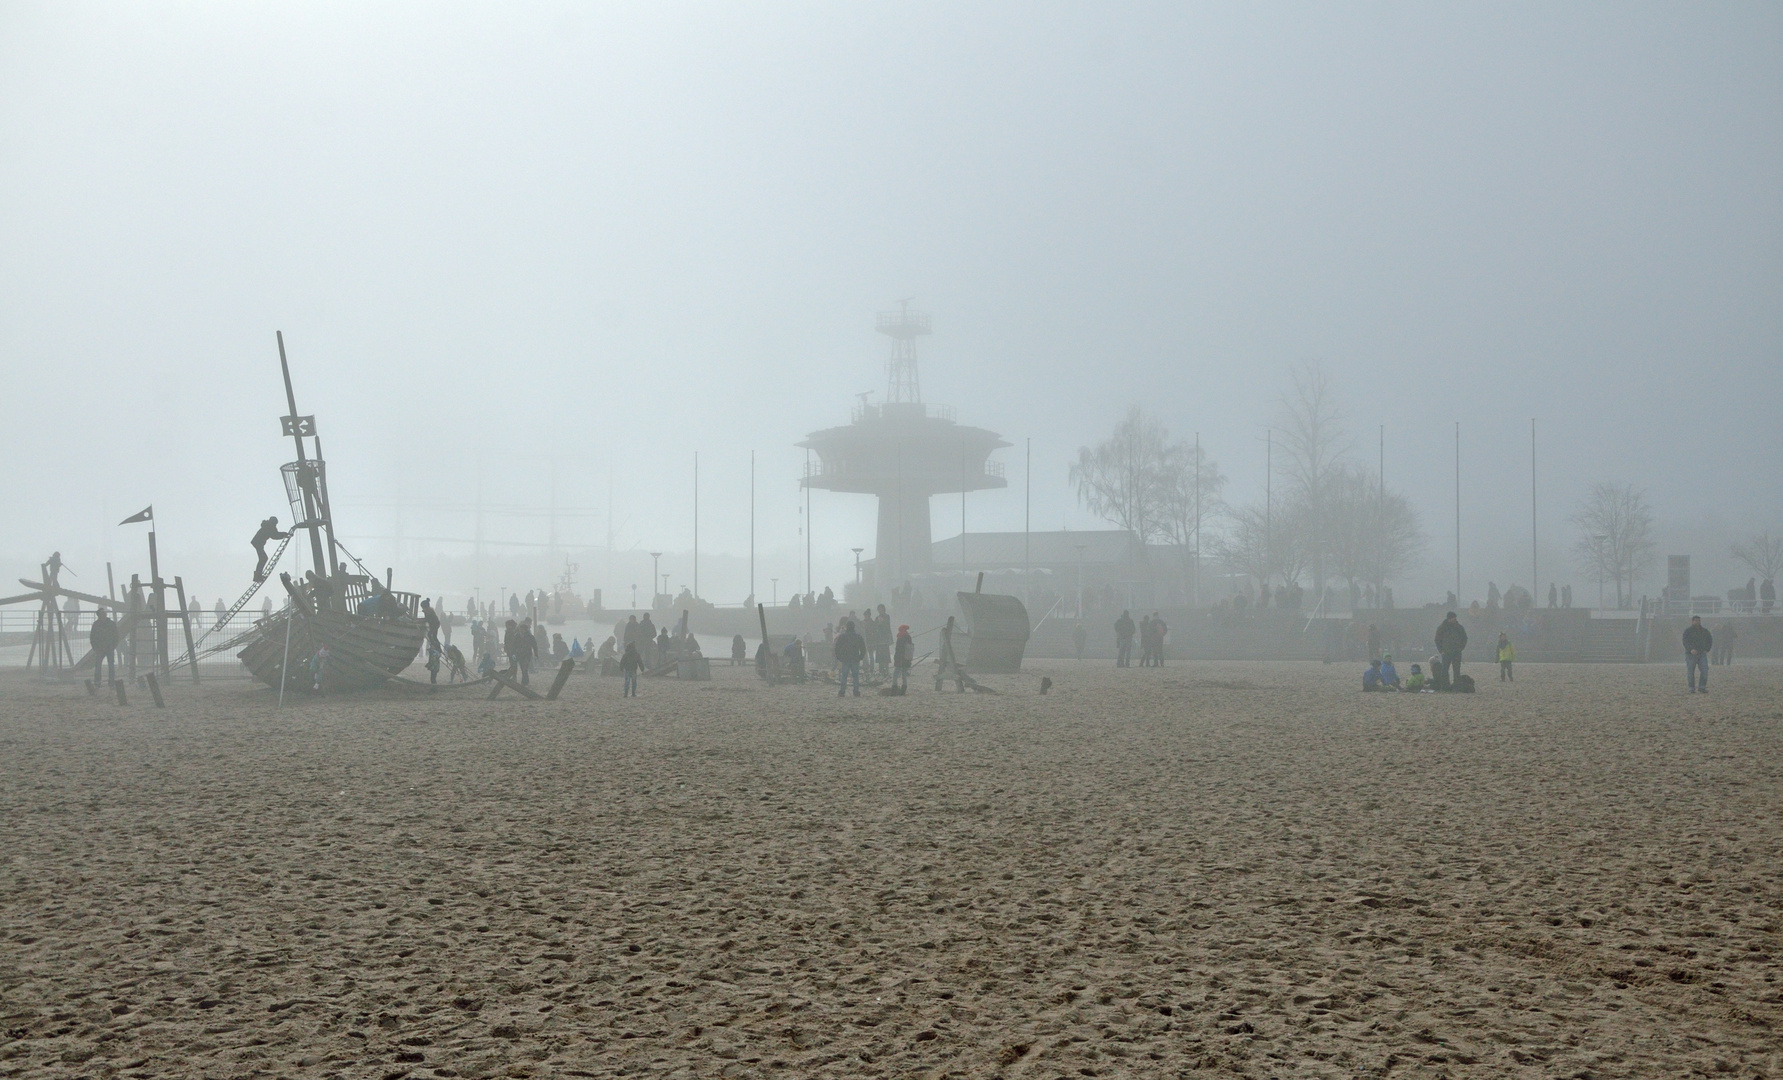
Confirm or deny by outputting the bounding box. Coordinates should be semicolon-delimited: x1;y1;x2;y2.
119;506;153;525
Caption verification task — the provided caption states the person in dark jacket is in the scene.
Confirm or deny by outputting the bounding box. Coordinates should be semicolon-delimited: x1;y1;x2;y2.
1114;610;1136;667
619;640;643;696
89;609;119;685
250;516;290;582
503;618;535;685
1434;611;1468;689
420;598;441;647
834;619;866;697
1682;616;1712;693
891;624;914;692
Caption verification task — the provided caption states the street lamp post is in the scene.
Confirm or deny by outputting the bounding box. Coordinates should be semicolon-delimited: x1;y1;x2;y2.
852;548;864;586
771;578;778;606
650;552;663;606
630;583;637;610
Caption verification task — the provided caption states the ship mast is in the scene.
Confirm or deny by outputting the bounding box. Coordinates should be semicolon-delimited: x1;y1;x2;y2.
275;331;337;578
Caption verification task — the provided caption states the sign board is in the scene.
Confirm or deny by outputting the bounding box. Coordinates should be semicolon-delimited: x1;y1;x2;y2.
281;415;317;437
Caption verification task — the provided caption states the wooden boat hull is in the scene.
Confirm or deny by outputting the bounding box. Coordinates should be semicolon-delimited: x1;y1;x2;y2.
237;609;424;693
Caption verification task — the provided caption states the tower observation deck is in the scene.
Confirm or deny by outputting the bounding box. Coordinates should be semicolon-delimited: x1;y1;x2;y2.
800;306;1008;585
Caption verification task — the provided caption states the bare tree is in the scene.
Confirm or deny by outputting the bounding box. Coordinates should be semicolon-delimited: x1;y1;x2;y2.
1323;464;1424;596
1069;407;1174;543
1274;361;1352;591
1730;533;1783;582
1215;495;1312;593
1571;482;1657;608
1156;439;1226;601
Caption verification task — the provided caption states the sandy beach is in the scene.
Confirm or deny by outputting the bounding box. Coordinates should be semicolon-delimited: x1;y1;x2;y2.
1;658;1778;1079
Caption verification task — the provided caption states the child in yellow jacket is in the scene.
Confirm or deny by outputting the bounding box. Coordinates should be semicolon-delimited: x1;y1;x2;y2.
1497;632;1516;681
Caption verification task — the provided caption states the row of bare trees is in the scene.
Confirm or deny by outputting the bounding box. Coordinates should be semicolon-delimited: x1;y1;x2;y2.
1069;362;1426;601
1065;408;1225;590
1073;366;1775;608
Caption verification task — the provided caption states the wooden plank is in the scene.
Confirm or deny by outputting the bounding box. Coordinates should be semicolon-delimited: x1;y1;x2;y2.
487;669;542;701
545;658;575;700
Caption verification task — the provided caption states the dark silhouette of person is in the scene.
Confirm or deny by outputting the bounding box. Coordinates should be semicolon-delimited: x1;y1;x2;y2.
620;640;643;696
1434;611;1468;689
892;625;914;692
1682;616;1712;693
250;517;290;582
1762;577;1776;614
89;609;119;685
1114;610;1136;667
1548;582;1558;608
834;620;866;697
420;598;440;647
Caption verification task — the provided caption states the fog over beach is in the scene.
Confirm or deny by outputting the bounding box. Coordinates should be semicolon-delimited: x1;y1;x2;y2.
1;5;1780;1079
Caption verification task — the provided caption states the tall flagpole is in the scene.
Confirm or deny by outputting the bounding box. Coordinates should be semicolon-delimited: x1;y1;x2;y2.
693;451;699;600
1530;418;1538;598
1454;421;1462;606
805;447;812;597
749;451;755;606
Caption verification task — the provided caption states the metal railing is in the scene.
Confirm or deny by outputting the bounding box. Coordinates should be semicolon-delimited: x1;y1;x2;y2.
850;401;957;424
803;457;1003;483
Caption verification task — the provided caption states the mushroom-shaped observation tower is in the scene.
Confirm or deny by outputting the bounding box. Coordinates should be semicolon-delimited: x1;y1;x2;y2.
800;305;1007;585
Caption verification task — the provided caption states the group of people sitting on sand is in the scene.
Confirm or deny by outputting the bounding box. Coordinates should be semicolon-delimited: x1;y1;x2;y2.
1362;616;1518;694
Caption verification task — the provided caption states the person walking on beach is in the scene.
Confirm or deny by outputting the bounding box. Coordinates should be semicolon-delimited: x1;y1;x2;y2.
620;640;643;696
891;624;914;693
1683;616;1712;693
1434;611;1467;689
1150;613;1169;666
875;605;893;675
936;615;966;692
504;618;535;685
1712;621;1737;666
834;619;865;697
1115;610;1136;667
89;608;118;685
1496;632;1515;681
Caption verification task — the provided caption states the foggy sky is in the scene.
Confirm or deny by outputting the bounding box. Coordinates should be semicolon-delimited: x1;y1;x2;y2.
3;2;1779;609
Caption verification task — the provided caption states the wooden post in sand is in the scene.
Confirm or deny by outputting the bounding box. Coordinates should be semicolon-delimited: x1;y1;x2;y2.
114;680;128;706
757;603;781;686
173;577;200;684
545;658;575;701
145;671;165;708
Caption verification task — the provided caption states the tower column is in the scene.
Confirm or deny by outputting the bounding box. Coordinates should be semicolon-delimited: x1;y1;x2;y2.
875;488;932;585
